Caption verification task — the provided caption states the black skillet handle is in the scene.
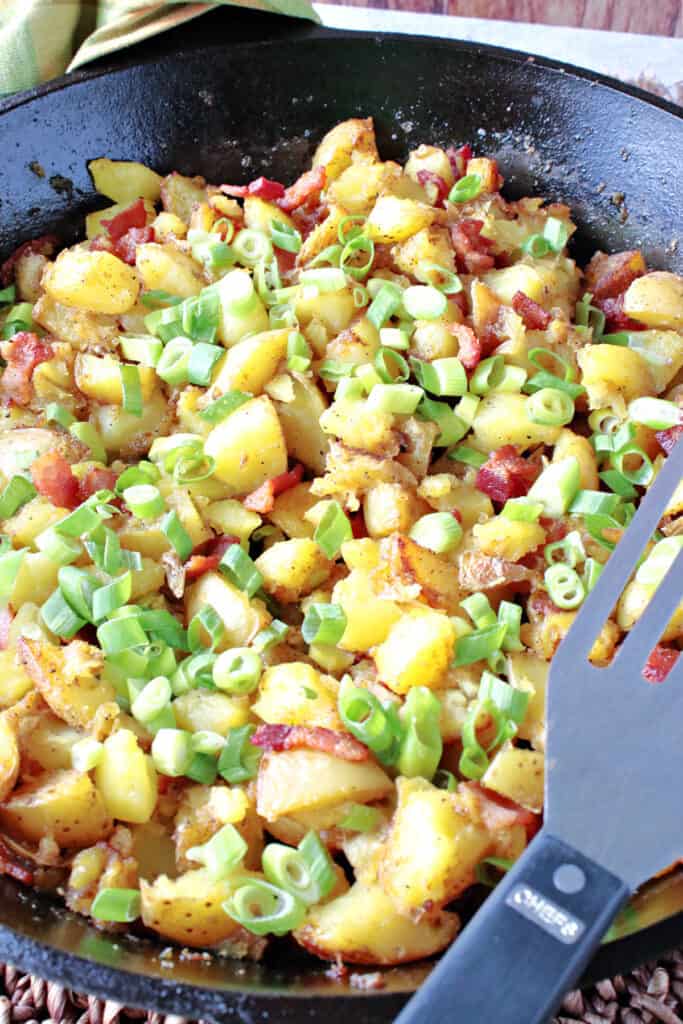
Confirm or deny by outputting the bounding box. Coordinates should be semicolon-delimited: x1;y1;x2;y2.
394;829;629;1024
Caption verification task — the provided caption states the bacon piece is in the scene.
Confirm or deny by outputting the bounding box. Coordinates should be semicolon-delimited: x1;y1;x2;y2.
527;588;562;620
274;247;297;278
595;293;643;333
450;219;495;275
350;510;367;539
278;167;326;214
416;170;449;206
643;645;679;683
243;463;304;515
446;144;473;179
31;451;80;509
475;445;540;503
586;250;645;302
460;781;540;839
449;323;482;370
101;198;148;241
1;235;58;287
184;535;239;581
656;424;683;455
0;607;12;650
220;176;286;201
251;724;369;762
511;291;551;330
78;467;118;502
0;837;34;887
2;332;54;406
113;225;155;265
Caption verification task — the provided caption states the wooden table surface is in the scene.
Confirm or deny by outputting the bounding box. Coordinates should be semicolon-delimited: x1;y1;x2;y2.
315;0;683;37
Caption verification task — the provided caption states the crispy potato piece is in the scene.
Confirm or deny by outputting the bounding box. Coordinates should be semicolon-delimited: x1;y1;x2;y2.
89;158;162;204
43;249;139;315
472;392;563;450
135;243;204;298
294;881;458;965
312;118;378;182
93;391;173;459
0;713;20;803
173;691;250;735
578;344;654;409
320;399;396;456
209;329;289;396
160;172;207;223
273;376;330;475
378;533;463;614
366;196;435;244
204;395;287;492
473;516;546;562
255;539;331;603
95;729;158;825
482;745;545;813
268;482;317;539
256;749;392;820
623;272;683;330
174;784;262;871
0;650;34;708
18;639;115;732
33;293;119;351
374;607;455;694
332;569;402;652
552;429;599;490
363;483;430;539
140;869;260;949
74;353;157;405
0;769;113;848
252;663;342;730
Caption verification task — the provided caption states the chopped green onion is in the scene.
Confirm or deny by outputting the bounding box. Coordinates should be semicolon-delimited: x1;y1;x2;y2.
119;335;162;368
120;363;143;416
601;332;630;346
448;445;487;468
218;724;262;783
544;529;586;569
141;290;184;308
354;362;382;393
187;823;247;880
498;601;523;652
0;547;25;603
156;336;192;386
469;355;505;396
338;677;401;766
45;402;76;429
123;484;165;520
459;699;509;780
314;501;352;559
185;752;218;785
583;513;621;551
461;593;497;629
299;267;347;293
2;302;33;339
527;457;581;518
269;303;298;329
58;565;99;622
396;686;442;780
224;879;305;936
367;282;402;330
271;219;302;254
353;284;369;308
151;728;193;777
636;536;683;587
252;619;289;653
219;544;263;598
448;174;482;203
53;502;102;539
526;388;574;426
480;670;529;724
379;327;410;350
213;647;262;694
71;737;104;772
97;614;147;655
491;365;527;393
583;557;603;592
402;285;447;321
340;235;374;281
410;356;467;397
0;284;16;306
374;347;409;384
36;526;81;565
367;382;423;414
0;476;36;519
319;359;356;381
545;563;585;609
308;244;343;268
433;769;457;792
543;216;570;251
338;804;381;832
191;731;226;755
199;390;251;424
476;857;514;887
92;571;132;622
524;371;584;400
628;397;681;431
575;292;605;340
599;469;638;498
287;331;312;373
454;623;507;666
131;675;172;724
501;498;543;522
338;215;367;244
568;489;622;516
421;264;463;295
188;343;223;386
115;462;159;493
522;234;552;258
302;603;346;646
529;347;575;381
456;393;481;427
410;512;462;554
41;588;86;638
233;229;273;268
171;650;216;694
416;396;467;446
182;289;220;344
161;510;193;561
188;604;225;652
91;888;141;923
262;832;335;905
335;377;364;403
69;422;107;464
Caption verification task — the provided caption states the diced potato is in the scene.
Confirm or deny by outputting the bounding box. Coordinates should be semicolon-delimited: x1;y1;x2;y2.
294;881;458;965
320;400;396;455
294;289;356;336
470;279;501;334
298;206;347;264
255;539;331;603
626;330;683;393
74;353;157;405
0;713;20;802
553;429;599;490
411;317;461;361
482;264;546;305
203;499;261;545
185;572;269;650
312;118;379;182
332;569;402;652
524;608;621;665
473;516;546;562
204;395;287;493
417;475;493;530
160;172;206;223
0;769;113;847
95;729;158;824
405;144;455;189
141;869;247;947
381;777;491;914
256;749;392;820
472;392;562;450
10;551;58;607
274;376;330;474
380;532;464;613
466;156;501;193
92;390;172;457
209;329;288;395
135;242;204;297
129;558;165;600
252;663;342;730
33;293;119;350
15;250;51;303
268;482;317;539
507;651;548;751
151;211;187;241
391;226;455;280
374;608;455;694
363;483;430;538
482;745;545;813
340;537;380;570
327;317;380;367
327;163;396;215
44;248;139;315
89;158;162;204
26;715;83;772
366;196;435;244
158;486;212;549
18;639;115;732
118;518;169;560
85;199;155;240
578;344;654;409
623;272;683;330
0;650;34;708
173;691;250;735
3;497;66;549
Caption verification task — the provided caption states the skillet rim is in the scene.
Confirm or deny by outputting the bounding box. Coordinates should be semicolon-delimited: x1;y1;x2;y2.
0;23;682;1012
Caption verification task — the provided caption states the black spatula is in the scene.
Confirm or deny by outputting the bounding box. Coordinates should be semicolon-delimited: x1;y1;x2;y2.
396;439;683;1024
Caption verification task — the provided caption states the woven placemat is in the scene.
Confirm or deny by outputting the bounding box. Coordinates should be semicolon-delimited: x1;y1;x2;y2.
1;953;683;1024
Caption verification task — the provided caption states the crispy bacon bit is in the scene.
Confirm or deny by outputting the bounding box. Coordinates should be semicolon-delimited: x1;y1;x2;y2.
595;293;643;333
278;167;326;214
0;837;34;887
184;535;239;581
252;724;369;762
586;250;645;302
113;225;155;266
31;451;80;509
656;424;683;455
244;463;304;515
101;198;148;241
449;323;482;370
350;510;367;539
527;588;562;620
220;176;286;201
0;607;12;651
511;291;551;330
1;235;58;287
78;467;118;502
450;219;495;275
643;645;679;683
274;247;297;278
2;332;54;406
416;170;449;206
475;445;540;503
462;782;540;839
446;144;473;179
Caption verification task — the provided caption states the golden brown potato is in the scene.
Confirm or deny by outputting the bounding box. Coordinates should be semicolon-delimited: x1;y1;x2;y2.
204;395;287;493
482;746;545;813
312;118;379;182
18;640;115;732
374;607;456;694
273;376;330;475
89;158;162;204
185;572;269;650
0;770;113;848
140;869;258;948
252;663;342;730
623;272;683;330
43;249;139;315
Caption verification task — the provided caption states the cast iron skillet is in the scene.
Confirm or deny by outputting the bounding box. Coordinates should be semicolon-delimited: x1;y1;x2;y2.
1;10;682;1021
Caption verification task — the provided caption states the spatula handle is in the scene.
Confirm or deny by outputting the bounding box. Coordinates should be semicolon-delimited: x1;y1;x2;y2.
394;829;629;1024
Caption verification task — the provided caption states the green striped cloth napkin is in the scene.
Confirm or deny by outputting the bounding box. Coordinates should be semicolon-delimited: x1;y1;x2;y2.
0;0;319;97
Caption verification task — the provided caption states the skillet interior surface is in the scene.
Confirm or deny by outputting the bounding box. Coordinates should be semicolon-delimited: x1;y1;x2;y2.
0;15;682;1020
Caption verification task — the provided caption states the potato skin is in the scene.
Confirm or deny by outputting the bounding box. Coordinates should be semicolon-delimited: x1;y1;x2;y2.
0;769;113;848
